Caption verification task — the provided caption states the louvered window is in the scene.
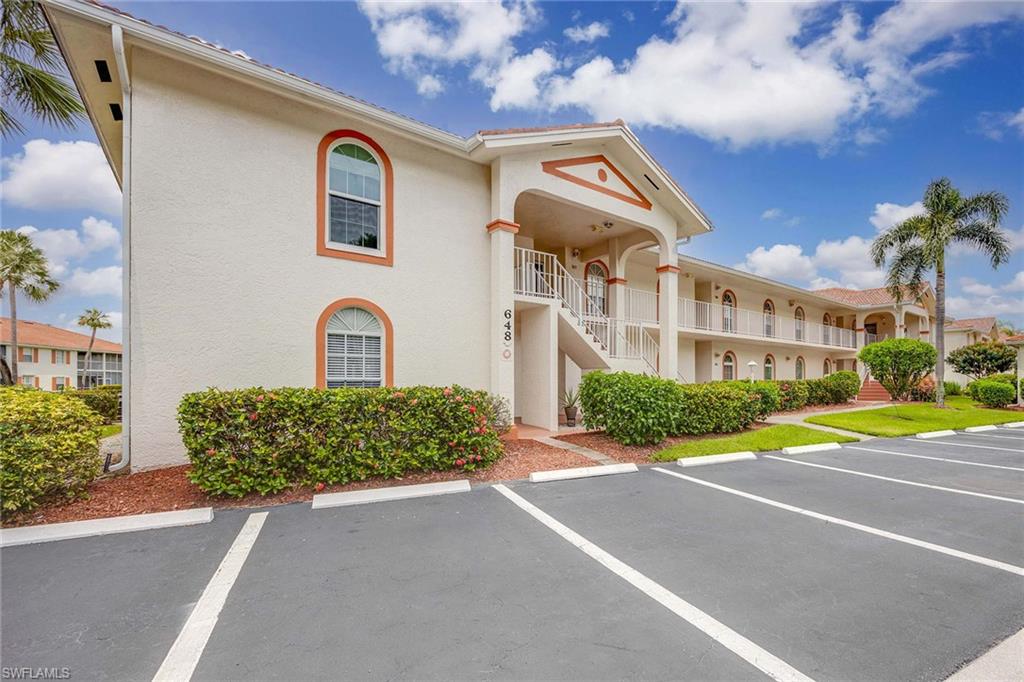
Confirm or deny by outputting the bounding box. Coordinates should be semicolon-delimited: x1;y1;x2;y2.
325;307;383;388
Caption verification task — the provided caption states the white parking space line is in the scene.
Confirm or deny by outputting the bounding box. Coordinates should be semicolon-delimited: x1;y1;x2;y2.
153;512;268;682
844;446;1024;472
493;484;813;682
902;439;1023;453
651;468;1024;578
763;456;1024;505
960;433;1024;442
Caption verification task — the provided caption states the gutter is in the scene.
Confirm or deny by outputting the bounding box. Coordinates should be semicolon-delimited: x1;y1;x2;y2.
107;24;131;473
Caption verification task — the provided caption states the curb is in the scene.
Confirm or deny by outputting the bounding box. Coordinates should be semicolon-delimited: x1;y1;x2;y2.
781;442;842;455
677;451;756;468
311;480;471;509
964;425;998;433
1004;421;1024;429
0;507;214;548
917;429;957;439
530;463;637;483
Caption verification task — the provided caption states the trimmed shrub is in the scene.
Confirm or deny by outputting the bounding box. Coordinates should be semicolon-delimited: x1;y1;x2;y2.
858;338;937;400
723;380;781;420
968;373;1018;401
805;378;831;406
824;371;861;403
178;385;505;497
774;379;810;411
579;372;760;445
909;376;936;402
943;381;962;397
972;380;1015;408
947;342;1016;381
0;386;103;514
73;384;121;423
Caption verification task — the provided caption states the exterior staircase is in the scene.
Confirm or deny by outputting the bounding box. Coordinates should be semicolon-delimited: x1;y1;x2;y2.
857;378;891;401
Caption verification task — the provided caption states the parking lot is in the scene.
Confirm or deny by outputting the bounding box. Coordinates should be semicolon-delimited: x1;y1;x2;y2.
3;428;1022;681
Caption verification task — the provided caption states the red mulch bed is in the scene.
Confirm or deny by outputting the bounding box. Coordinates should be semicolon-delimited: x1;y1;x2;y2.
556;424;770;463
2;439;591;528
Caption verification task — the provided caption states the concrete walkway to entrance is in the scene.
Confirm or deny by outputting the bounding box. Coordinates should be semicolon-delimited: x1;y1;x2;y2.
533;436;616;465
766;402;895;441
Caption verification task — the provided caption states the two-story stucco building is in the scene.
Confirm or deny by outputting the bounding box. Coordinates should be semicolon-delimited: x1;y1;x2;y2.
42;0;937;470
1;318;122;390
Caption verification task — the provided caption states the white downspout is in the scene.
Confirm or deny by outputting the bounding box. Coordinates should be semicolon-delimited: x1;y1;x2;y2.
108;24;131;472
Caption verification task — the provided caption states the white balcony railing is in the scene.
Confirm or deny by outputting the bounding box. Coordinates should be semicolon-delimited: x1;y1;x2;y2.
678;298;857;349
624;287;658;324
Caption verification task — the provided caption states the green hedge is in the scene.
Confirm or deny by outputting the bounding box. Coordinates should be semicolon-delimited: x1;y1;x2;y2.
972;380;1015;408
579;372;761;445
178;385;508;497
772;371;860;411
73;384;121;423
967;373;1018;402
0;386;103;514
722;380;781;420
774;380;810;411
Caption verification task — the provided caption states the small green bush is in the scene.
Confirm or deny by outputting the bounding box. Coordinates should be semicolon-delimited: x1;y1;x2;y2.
823;371;861;403
0;386;103;514
579;372;760;445
947;342;1016;381
774;379;810;411
972;380;1015;408
968;373;1018;402
73;384;121;423
722;380;781;420
858;338;937;400
805;378;831;405
943;381;962;397
178;385;506;497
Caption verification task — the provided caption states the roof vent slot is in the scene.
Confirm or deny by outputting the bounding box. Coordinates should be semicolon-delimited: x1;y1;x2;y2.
95;60;112;83
109;103;123;121
551;142;572;147
643;174;660;191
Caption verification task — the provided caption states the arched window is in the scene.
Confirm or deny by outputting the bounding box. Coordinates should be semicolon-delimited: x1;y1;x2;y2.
763;299;775;337
316;298;394;388
722;351;737;381
317;130;393;265
721;290;737;333
584;260;609;316
823;312;833;345
794;306;805;341
795;356;805;380
823;358;832;376
763;354;775;380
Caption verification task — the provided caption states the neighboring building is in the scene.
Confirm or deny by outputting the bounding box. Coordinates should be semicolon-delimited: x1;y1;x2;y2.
1004;334;1024;407
0;318;122;390
943;317;1001;385
42;0;936;469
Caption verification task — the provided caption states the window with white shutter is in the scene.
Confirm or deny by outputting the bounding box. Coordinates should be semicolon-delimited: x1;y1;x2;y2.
325;307;383;388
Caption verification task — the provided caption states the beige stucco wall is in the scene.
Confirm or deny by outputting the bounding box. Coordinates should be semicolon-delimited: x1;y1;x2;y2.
692;339;841;382
129;50;491;468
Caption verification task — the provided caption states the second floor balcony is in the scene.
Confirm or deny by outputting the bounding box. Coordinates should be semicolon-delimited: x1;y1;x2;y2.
678;297;857;348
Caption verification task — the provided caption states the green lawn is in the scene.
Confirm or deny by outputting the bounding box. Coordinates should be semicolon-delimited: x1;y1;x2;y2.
651;424;856;462
805;396;1021;437
98;424;122;438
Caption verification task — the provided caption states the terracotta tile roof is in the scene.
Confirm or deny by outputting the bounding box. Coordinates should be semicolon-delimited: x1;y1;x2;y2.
477;120;627;136
0;318;122;353
944;317;997;332
812;285;933;307
1003;334;1024;345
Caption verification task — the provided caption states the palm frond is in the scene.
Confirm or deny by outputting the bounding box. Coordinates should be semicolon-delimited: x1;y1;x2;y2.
883;243;928;304
952;221;1012;268
870;215;925;267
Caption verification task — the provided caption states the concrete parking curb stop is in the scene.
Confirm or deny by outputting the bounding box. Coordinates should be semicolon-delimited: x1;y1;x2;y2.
311;480;470;509
0;507;214;547
677;451;756;468
1004;421;1024;428
964;425;998;433
781;442;841;455
529;463;637;483
917;429;957;439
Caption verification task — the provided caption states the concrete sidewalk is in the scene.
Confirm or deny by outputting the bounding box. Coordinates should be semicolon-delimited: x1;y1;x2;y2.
767;402;894;441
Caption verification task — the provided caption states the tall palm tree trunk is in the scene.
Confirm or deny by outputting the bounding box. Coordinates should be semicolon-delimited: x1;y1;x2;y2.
8;280;18;384
934;252;946;408
83;329;96;388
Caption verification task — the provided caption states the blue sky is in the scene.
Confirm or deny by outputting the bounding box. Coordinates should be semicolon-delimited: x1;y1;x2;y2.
2;1;1023;340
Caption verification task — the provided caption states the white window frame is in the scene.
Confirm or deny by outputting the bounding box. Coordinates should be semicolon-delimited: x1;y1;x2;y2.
722;352;736;381
21;375;34;386
325;139;386;258
325;307;384;389
20;347;33;362
795;356;805;380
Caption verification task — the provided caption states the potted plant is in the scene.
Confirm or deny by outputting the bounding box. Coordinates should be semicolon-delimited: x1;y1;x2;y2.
561;387;580;427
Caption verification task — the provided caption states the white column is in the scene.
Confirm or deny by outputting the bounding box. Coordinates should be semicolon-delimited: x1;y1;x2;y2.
657;263;679;379
607;238;627;321
488;219;517;420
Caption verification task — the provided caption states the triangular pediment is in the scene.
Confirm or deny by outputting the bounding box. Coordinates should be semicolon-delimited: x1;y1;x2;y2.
541;155;652;211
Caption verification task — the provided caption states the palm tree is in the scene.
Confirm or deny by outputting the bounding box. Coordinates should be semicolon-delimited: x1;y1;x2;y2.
0;230;59;384
1;0;84;137
871;178;1010;408
77;308;111;388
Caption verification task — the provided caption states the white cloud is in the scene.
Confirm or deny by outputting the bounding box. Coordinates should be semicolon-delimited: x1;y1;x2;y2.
1004;225;1024;250
358;1;1024;150
869;201;924;231
974;107;1024;141
1001;271;1024;293
486;48;557;110
416;74;444;97
959;276;997;297
14;217;120;277
736;243;817;282
564;21;609;44
761;208;783;220
946;293;1024;320
812;235;886;288
1;140;120;215
66;265;122;298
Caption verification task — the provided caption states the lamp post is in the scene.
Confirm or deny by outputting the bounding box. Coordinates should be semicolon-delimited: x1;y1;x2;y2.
747;360;758;383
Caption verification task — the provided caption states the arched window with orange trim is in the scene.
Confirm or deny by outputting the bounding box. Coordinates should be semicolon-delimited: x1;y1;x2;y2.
823;312;833;345
795;356;805;380
722;351;737;381
721;290;737;333
823;358;832;376
763;353;775;380
316;298;394;388
584;260;609;315
794;306;805;341
763;299;775;337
